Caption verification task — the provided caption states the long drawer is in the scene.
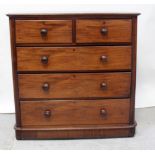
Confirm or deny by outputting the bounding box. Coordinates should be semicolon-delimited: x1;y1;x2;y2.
20;99;130;127
17;46;131;71
18;73;131;99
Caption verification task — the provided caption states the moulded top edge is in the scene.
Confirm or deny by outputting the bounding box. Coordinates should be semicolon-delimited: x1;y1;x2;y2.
7;13;141;18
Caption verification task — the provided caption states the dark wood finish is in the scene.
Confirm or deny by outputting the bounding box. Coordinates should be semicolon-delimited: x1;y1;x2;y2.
18;73;131;99
20;99;130;126
17;46;131;71
7;13;140;19
76;19;132;43
16;20;72;43
15;122;136;139
130;17;138;124
8;13;139;140
43;109;51;118
9;17;21;127
16;42;132;47
41;56;48;64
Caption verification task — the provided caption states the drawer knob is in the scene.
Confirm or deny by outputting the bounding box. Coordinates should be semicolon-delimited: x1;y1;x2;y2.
100;108;107;117
100;82;107;90
100;55;107;62
42;82;49;91
41;56;48;64
101;28;108;35
40;28;48;37
44;109;51;118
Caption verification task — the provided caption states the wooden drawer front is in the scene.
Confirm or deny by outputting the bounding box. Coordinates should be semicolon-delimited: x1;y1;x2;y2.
18;73;131;99
76;19;132;43
17;46;131;71
15;20;72;43
20;99;130;126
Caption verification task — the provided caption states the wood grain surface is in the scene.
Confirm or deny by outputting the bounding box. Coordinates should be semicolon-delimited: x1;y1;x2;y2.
16;20;72;43
8;13;139;139
17;46;131;71
20;99;130;126
18;73;131;99
76;19;132;43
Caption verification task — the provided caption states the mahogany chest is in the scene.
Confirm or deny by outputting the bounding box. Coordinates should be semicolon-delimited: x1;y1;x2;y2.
8;13;139;139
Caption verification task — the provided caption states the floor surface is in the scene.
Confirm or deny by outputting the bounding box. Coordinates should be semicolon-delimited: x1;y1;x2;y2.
0;107;155;150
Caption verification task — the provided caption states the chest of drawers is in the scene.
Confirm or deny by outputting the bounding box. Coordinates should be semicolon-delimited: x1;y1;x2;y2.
8;13;139;140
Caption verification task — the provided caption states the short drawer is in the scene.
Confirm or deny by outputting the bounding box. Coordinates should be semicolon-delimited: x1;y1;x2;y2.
17;46;131;71
20;99;130;127
15;20;72;43
18;73;131;99
76;19;132;43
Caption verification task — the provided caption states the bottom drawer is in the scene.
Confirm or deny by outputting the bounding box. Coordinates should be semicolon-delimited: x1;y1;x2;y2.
20;99;130;127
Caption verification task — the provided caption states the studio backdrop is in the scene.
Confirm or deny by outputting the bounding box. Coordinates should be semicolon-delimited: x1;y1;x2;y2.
0;2;155;113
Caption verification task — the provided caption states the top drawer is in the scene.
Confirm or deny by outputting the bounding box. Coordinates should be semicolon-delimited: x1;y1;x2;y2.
15;20;72;43
76;19;132;43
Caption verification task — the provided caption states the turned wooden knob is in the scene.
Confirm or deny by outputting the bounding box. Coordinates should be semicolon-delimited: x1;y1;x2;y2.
42;82;49;91
41;56;48;64
44;109;51;118
40;28;48;36
101;28;108;35
100;108;107;117
100;82;107;90
100;55;107;62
